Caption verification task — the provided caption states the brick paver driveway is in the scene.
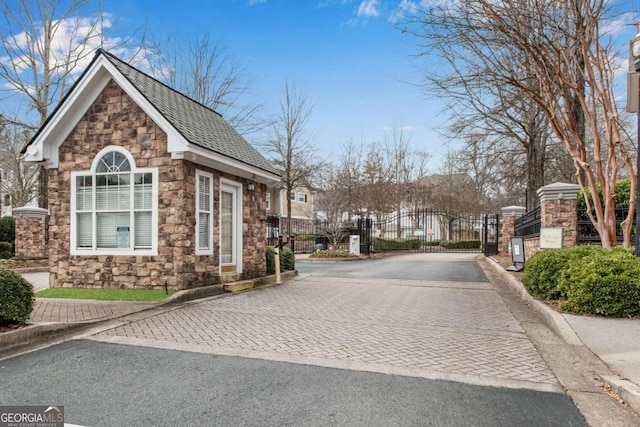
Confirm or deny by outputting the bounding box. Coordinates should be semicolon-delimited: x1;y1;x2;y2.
91;253;558;392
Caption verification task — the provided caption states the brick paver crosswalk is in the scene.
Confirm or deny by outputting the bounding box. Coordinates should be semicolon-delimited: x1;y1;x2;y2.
93;275;558;388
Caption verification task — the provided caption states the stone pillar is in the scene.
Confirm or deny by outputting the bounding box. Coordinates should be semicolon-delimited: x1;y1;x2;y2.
13;207;49;261
537;182;581;248
500;206;526;253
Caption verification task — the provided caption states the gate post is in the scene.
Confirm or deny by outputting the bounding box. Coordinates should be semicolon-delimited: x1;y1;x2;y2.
13;207;49;262
500;206;526;254
537;183;580;249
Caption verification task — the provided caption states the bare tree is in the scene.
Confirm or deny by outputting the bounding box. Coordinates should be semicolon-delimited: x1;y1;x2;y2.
0;121;39;209
314;166;351;250
262;81;317;237
149;30;265;136
334;139;364;220
403;0;633;247
0;0;147;208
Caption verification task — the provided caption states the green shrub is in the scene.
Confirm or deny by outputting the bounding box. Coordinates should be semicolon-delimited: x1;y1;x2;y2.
280;247;295;271
266;246;295;274
0;267;34;324
266;246;276;274
294;233;315;241
558;248;640;317
0;216;15;246
310;249;350;257
423;240;440;247
373;238;421;251
439;240;481;249
522;246;600;300
0;242;13;259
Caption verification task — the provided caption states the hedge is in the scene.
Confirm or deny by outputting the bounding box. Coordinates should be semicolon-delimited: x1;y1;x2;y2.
521;246;601;300
522;246;640;317
373;238;421;251
266;246;295;274
438;240;481;249
557;248;640;317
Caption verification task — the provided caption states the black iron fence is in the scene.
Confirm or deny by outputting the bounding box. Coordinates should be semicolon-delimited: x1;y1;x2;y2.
366;209;486;253
513;204;633;244
267;209;495;254
514;205;541;237
577;207;633;244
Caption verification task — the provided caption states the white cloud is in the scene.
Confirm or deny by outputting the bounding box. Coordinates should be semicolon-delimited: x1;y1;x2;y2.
357;0;381;17
389;0;418;24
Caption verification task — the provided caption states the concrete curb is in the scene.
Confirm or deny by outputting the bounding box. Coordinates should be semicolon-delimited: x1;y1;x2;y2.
0;270;299;357
483;256;640;416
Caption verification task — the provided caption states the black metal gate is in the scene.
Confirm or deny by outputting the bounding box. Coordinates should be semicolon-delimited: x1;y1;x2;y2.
482;214;500;256
268;210;499;255
355;209;491;253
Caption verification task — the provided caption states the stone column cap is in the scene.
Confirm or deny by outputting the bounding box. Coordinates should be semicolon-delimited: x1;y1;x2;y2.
537;182;581;202
501;206;527;217
12;206;49;218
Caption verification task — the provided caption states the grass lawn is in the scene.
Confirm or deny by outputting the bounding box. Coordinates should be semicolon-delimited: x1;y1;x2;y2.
35;287;176;302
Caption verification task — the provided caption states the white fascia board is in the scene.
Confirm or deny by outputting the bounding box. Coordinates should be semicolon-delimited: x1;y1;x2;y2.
24;55;188;168
175;146;280;184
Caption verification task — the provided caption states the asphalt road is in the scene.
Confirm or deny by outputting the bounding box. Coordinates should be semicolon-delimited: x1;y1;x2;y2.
0;340;586;427
0;253;593;426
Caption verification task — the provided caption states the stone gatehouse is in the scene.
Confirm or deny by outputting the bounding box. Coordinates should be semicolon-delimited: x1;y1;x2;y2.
23;49;280;290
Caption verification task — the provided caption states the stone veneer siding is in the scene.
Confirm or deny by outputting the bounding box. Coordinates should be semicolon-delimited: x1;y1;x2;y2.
539;199;578;249
15;216;48;261
48;79;267;290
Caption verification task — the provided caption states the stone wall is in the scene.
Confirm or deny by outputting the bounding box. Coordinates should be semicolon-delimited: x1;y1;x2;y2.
501;183;580;261
49;79;267;290
500;206;525;254
537;183;580;249
14;207;48;261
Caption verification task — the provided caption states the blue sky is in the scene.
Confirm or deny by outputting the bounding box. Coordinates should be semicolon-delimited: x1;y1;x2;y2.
2;0;639;169
55;0;447;167
115;0;444;164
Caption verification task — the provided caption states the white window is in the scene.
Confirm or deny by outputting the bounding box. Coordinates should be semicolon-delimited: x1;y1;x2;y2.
289;191;295;201
71;146;157;256
298;192;306;203
196;170;213;255
266;192;271;210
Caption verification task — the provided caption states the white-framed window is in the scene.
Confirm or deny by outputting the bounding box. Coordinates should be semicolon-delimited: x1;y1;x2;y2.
298;192;306;203
266;192;271;210
196;170;213;255
70;146;158;256
289;191;295;201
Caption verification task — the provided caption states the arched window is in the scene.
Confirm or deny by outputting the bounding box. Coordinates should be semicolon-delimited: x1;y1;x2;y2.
71;146;158;255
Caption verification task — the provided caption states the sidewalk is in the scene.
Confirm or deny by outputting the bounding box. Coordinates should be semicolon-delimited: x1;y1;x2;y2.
486;258;640;414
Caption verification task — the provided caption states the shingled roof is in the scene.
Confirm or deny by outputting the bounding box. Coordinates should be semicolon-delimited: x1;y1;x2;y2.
24;49;279;181
99;49;278;175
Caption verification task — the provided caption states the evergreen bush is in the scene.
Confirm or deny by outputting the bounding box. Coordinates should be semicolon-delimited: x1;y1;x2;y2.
0;216;15;254
0;242;13;259
0;267;34;324
439;240;481;249
558;248;640;317
373;238;421;251
522;246;600;300
266;246;295;274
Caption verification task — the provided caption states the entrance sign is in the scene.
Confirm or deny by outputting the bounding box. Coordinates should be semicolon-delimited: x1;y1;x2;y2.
540;227;563;249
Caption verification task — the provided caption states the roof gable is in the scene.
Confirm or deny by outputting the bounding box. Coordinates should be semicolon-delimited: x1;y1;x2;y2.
24;49;279;183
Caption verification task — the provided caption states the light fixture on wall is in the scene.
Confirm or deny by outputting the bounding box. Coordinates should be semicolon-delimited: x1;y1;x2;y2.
247;183;255;191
